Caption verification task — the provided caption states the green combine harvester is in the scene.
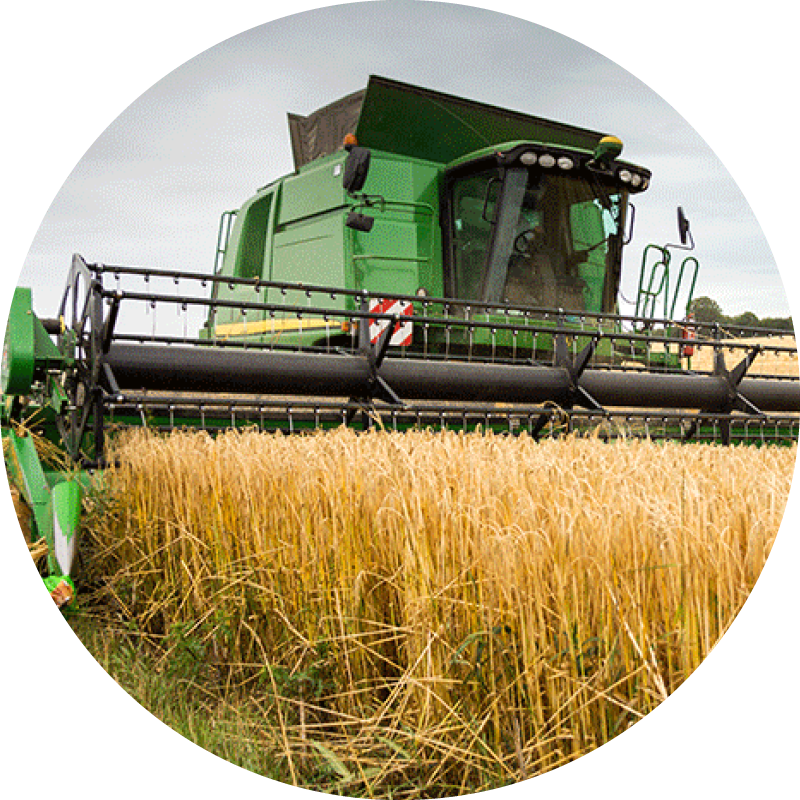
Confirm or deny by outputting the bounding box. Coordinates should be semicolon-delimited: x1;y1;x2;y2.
3;76;797;604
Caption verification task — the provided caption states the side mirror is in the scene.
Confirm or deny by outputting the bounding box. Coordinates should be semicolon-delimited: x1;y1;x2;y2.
666;206;694;252
343;146;371;194
678;206;690;246
345;211;374;232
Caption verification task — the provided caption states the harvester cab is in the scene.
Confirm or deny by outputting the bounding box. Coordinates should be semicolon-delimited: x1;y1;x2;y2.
207;76;653;358
3;77;798;600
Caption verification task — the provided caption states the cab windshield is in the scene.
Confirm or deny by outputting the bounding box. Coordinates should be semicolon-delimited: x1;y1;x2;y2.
449;166;626;312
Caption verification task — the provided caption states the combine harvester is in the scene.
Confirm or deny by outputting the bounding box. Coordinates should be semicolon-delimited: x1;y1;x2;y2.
3;76;798;599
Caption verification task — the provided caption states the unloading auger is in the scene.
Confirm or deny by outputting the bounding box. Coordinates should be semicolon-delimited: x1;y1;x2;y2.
3;76;797;599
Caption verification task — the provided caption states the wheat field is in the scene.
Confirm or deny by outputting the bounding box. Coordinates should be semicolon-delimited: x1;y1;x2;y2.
688;335;797;375
80;428;795;795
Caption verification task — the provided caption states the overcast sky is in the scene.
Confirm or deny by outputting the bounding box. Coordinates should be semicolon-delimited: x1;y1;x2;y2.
16;1;791;319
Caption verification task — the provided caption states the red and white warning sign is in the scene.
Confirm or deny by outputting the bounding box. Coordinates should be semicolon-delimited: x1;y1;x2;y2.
369;298;413;347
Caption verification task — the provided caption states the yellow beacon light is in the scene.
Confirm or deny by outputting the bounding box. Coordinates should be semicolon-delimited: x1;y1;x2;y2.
593;135;624;164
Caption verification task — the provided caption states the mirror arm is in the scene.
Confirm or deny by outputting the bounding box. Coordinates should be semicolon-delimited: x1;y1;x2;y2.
665;230;695;252
622;202;636;245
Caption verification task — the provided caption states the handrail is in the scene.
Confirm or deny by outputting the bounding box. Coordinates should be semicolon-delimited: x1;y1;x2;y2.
669;255;700;320
635;244;671;318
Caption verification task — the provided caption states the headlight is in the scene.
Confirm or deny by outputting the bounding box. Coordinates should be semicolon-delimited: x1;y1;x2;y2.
520;151;537;166
631;173;642;188
557;156;574;170
538;153;556;168
618;169;632;183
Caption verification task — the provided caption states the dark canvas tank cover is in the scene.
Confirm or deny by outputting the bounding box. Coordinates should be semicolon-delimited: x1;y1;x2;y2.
287;76;608;170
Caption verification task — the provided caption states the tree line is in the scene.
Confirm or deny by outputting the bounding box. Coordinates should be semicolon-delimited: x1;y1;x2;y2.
688;296;794;332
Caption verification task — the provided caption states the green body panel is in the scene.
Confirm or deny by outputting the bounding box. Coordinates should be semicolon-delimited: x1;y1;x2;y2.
272;212;347;290
210;147;443;346
349;152;441;299
278;154;349;225
6;429;52;549
2;288;36;395
4;428;82;577
2;288;63;396
51;479;81;576
570;201;609;313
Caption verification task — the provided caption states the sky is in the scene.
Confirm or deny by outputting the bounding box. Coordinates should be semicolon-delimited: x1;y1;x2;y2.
14;0;793;320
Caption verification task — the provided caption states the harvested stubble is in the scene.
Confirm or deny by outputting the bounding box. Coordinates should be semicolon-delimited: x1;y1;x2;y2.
83;428;795;795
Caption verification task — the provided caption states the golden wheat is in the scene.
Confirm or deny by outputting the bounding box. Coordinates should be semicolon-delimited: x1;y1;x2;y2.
689;335;797;376
82;428;795;795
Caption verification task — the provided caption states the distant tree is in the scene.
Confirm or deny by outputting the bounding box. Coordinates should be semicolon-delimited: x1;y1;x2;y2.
760;316;795;333
688;296;724;323
730;311;760;329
